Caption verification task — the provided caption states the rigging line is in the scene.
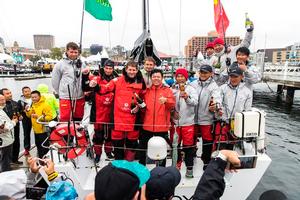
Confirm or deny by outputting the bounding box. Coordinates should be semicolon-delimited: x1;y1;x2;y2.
108;22;112;49
45;137;265;151
158;0;173;55
79;0;85;51
178;0;182;55
120;0;130;46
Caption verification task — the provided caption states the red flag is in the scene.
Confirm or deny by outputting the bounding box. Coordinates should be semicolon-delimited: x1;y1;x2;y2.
214;0;230;39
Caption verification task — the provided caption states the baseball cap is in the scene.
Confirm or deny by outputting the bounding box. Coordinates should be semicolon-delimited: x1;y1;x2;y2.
228;62;243;76
199;65;213;73
146;166;181;200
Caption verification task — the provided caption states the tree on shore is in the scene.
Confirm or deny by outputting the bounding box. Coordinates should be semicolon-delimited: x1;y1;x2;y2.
50;47;63;60
30;55;41;66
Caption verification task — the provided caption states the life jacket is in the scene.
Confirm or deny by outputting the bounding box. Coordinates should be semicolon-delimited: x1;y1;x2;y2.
49;123;88;159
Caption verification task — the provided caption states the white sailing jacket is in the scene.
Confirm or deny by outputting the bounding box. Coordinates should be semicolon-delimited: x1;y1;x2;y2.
219;82;253;123
190;77;221;125
172;83;198;126
52;55;85;100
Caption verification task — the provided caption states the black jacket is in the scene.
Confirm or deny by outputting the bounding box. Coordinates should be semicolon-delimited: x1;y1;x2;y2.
193;158;227;200
3;100;20;119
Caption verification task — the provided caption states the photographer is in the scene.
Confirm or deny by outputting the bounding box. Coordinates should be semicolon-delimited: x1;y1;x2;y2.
52;42;85;122
0;157;68;199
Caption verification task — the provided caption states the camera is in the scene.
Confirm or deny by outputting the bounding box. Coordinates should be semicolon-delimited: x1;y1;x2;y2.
36;158;47;166
229;155;257;169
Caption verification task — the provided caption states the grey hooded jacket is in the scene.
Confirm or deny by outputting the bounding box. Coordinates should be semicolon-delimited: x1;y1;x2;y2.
0;108;15;148
219;82;253;123
190;77;221;125
51;56;85;100
172;83;198;126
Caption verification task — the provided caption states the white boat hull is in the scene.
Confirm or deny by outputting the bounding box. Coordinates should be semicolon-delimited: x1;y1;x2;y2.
49;147;271;200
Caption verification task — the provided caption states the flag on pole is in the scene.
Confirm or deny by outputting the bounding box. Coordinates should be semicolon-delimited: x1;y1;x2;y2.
213;0;229;39
85;0;113;21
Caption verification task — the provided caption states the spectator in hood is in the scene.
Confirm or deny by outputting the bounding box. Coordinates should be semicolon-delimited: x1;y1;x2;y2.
37;84;59;121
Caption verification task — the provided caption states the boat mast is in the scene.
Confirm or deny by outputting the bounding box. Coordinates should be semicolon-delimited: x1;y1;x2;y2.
79;0;85;52
143;0;150;33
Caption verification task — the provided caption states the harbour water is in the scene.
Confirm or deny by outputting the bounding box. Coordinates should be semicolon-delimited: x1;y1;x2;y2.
0;78;299;200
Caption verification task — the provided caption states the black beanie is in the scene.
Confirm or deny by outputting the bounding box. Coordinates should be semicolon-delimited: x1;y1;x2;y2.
95;164;140;200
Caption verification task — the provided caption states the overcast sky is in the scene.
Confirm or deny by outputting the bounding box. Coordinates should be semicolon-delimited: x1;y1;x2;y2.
0;0;299;55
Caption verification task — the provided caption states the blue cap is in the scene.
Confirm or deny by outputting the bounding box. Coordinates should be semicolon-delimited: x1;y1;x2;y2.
112;160;150;188
46;181;78;200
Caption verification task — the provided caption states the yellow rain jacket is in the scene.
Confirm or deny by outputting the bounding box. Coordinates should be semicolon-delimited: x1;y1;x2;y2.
26;96;53;134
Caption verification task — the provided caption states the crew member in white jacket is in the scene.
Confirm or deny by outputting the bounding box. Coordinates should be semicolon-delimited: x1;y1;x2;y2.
171;68;198;178
216;64;253;150
210;21;254;85
219;47;261;92
190;65;221;169
51;42;85;122
0;94;18;172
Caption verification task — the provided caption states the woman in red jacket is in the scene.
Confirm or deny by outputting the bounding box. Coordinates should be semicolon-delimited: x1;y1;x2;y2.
139;69;175;166
94;61;146;161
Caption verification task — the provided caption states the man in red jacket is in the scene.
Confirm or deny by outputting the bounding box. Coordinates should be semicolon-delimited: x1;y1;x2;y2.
139;69;175;166
82;60;118;162
92;61;146;161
